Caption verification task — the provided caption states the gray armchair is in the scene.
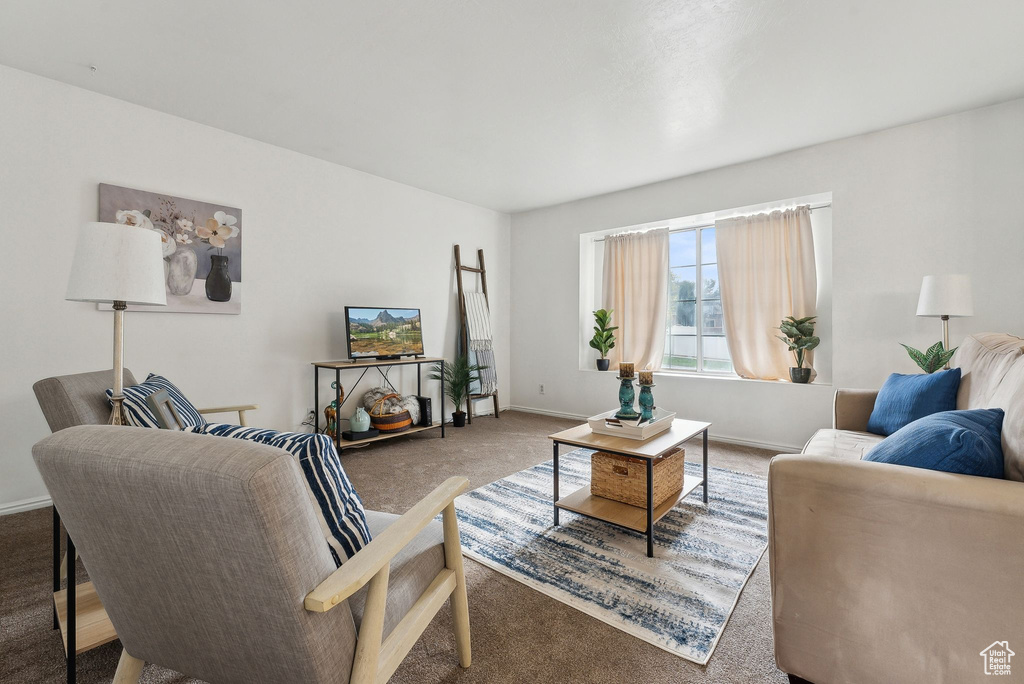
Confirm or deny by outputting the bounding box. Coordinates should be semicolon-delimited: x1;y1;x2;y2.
33;425;471;684
32;368;258;663
33;368;259;430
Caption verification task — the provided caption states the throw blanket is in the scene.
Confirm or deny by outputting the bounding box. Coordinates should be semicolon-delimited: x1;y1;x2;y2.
464;292;493;350
463;292;497;395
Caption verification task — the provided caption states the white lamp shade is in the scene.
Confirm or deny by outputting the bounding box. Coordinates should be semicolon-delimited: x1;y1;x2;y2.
66;222;168;306
916;274;973;318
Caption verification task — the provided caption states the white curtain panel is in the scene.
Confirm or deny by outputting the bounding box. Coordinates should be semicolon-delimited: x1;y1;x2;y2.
717;206;816;380
602;228;669;371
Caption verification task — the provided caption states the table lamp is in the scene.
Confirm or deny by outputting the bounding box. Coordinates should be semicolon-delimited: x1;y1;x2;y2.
66;222;167;424
916;274;973;368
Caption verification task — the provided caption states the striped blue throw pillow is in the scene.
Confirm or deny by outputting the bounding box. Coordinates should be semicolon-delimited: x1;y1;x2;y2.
107;374;206;429
187;423;371;564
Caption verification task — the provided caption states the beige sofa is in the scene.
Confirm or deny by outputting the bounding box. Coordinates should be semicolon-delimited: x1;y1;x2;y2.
769;333;1024;684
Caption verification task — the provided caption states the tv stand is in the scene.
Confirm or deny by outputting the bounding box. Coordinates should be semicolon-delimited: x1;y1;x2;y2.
311;356;445;449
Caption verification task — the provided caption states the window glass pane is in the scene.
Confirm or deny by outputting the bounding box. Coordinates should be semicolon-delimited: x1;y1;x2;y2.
663;335;697;370
702;335;733;372
669;301;696;333
701;227;717;264
701;299;725;335
669;231;696;267
702;264;719;299
670;267;696;301
671;335;697;357
663;355;698;370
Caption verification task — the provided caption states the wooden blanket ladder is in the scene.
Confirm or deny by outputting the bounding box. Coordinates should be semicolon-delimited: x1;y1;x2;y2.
455;245;499;423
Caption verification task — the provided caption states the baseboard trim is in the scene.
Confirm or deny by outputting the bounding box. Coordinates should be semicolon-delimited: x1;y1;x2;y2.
508;405;800;454
508;405;589;421
0;495;52;516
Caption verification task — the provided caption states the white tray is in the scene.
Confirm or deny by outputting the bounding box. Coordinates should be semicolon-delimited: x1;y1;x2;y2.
587;408;676;441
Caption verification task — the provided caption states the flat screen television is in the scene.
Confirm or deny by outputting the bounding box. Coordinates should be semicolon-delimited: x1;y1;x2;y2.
345;307;424;360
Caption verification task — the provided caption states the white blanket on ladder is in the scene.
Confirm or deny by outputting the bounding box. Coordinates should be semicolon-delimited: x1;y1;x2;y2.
464;291;497;395
464;292;493;350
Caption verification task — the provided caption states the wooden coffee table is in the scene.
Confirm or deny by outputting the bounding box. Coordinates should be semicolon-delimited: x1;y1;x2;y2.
548;419;711;557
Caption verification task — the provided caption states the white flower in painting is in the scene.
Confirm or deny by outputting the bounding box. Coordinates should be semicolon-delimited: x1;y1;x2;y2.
115;209;154;232
176;218;194;232
213;211;239;238
157;230;177;257
198;211;240;248
175;233;193;244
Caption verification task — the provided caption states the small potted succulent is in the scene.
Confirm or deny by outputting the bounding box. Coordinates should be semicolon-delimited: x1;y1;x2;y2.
429;355;487;427
777;315;819;383
589;308;617;371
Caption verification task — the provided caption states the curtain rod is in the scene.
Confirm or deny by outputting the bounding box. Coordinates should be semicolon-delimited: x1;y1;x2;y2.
591;201;832;242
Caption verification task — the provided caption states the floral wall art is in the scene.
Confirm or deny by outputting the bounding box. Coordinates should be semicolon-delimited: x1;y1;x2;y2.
98;183;242;314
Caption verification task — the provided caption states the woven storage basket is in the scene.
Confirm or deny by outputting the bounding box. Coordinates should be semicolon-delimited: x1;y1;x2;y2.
369;393;413;433
590;448;685;508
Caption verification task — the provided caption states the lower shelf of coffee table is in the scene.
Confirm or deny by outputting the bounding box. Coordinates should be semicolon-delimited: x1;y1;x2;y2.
554;473;704;532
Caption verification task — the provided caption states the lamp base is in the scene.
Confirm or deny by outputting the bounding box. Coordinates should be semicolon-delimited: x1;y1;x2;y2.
941;315;950;370
109;395;128;426
110;301;129;425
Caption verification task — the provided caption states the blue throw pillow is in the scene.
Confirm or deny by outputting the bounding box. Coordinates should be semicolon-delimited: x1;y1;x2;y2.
107;374;206;429
866;368;961;436
187;423;372;565
864;408;1004;478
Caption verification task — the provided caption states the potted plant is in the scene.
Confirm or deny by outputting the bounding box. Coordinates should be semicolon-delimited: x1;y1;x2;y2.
777;315;819;383
900;341;958;373
429;355;487;427
589;308;618;371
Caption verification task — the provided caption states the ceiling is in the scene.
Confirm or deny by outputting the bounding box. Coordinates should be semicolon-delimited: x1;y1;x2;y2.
2;1;1023;213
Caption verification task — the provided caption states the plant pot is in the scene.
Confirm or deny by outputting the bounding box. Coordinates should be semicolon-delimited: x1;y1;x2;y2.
790;367;812;383
205;254;232;302
452;411;467;428
596;358;610;371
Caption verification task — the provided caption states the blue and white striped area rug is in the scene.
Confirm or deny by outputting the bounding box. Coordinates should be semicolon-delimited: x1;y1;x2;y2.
454;448;768;664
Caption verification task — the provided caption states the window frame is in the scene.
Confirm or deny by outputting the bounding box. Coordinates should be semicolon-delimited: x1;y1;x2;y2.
664;224;733;376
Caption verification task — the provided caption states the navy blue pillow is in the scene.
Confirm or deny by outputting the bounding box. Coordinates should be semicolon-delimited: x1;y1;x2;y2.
864;408;1004;478
866;368;961;436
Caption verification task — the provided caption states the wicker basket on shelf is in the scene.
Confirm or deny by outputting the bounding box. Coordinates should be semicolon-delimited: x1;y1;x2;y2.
369;393;413;433
590;448;685;508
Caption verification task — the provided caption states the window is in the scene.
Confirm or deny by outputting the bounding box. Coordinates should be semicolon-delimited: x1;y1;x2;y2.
580;193;831;381
664;227;733;373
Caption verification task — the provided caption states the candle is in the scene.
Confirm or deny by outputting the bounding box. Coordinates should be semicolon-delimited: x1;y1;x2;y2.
619;362;634;379
639;370;654;386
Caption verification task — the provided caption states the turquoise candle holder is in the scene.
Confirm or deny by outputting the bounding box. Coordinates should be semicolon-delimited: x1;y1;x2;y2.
615;376;640;420
638;384;655;422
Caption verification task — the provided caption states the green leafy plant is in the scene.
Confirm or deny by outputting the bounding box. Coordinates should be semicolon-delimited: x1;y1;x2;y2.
429;355;487;414
900;341;958;373
589;309;618;359
776;316;820;369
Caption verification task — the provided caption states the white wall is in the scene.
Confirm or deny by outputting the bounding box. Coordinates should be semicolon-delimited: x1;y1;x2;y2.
511;99;1024;450
0;65;510;513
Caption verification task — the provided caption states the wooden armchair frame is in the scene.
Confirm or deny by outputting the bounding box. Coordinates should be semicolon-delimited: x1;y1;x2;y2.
114;476;472;684
196;403;260;427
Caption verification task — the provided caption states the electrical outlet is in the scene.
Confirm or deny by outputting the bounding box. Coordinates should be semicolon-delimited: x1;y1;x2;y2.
539;384;545;395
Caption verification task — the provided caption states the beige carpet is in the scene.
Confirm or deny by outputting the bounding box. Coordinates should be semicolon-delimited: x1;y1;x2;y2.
0;410;787;683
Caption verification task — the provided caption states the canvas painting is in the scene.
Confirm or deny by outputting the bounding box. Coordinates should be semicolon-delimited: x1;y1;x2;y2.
98;183;242;314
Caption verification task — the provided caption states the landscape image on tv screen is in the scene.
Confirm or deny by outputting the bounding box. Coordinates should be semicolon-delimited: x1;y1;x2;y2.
346;307;424;358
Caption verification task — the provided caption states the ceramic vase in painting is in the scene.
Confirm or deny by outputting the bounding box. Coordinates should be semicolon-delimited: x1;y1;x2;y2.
206;254;232;302
166;247;198;296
